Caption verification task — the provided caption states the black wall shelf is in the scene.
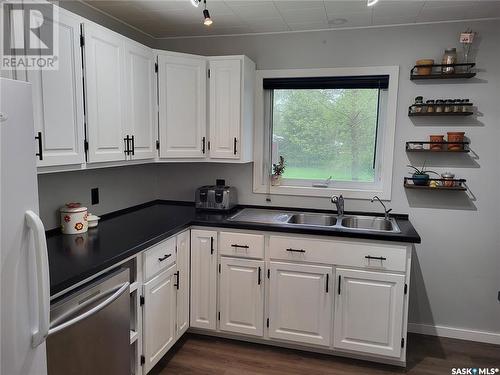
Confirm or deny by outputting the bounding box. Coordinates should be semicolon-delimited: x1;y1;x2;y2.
410;63;476;80
404;177;467;191
406;141;470;153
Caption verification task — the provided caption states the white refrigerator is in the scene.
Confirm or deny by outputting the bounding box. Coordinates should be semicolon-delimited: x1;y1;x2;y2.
1;78;49;375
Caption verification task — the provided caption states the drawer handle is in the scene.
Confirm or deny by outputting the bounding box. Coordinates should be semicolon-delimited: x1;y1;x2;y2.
231;244;249;249
286;248;305;253
365;255;387;261
158;254;172;262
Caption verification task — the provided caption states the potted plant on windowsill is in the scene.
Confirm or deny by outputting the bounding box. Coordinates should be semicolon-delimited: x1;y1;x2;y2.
271;156;286;186
407;162;439;186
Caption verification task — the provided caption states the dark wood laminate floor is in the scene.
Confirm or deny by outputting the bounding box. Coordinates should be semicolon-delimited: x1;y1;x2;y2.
151;333;500;375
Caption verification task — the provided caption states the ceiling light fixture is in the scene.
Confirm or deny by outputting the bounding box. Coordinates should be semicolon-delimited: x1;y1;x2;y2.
367;0;379;6
190;0;200;7
203;0;213;26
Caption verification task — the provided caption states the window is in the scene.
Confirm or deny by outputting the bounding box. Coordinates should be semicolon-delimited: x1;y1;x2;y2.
254;67;399;200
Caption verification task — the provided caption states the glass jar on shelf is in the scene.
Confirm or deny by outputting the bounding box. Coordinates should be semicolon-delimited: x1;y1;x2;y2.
426;100;435;113
444;99;454;113
435;100;444;113
453;99;462;113
462;99;471;113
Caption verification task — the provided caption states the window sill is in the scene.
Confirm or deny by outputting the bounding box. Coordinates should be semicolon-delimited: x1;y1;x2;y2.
253;183;390;200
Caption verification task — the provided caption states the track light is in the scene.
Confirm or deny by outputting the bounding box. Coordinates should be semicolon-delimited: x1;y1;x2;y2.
367;0;379;6
203;0;213;26
190;0;200;7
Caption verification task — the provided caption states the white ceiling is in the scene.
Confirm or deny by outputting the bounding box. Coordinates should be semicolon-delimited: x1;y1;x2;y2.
79;0;500;38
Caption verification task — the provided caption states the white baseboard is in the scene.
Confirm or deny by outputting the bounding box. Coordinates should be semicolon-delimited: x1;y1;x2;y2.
408;323;500;345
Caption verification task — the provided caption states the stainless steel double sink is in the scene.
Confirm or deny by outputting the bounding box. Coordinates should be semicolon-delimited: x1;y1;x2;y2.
227;208;400;233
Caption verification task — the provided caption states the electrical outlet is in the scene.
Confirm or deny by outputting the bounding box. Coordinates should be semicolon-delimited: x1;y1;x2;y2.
91;188;99;205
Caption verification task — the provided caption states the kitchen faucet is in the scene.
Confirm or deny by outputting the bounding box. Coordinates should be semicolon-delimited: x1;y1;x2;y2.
371;195;392;220
331;195;344;216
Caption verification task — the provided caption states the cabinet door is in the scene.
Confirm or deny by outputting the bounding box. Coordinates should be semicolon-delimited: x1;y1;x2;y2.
333;268;405;358
158;53;206;159
143;265;176;373
268;262;332;347
190;230;217;330
83;23;126;163
124;41;156;160
208;59;241;159
176;230;190;337
219;257;264;337
27;10;85;167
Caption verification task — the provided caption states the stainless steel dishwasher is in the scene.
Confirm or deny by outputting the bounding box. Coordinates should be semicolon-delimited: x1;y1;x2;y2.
47;268;130;375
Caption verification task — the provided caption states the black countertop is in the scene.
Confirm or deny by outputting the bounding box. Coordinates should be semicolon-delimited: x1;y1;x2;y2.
47;201;420;296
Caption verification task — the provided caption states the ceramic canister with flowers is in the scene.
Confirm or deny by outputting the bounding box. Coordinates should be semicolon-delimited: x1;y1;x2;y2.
60;202;88;234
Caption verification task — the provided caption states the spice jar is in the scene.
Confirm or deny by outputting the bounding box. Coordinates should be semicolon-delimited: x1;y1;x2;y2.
453;99;462;113
430;134;445;151
435;100;444;113
426;100;435;113
462;99;471;113
447;131;465;151
442;48;457;74
441;172;456;187
444;99;454;113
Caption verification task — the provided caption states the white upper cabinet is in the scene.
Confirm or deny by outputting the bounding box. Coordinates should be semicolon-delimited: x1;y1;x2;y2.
268;261;333;347
83;23;126;163
219;257;264;337
27;10;85;167
124;41;156;160
157;52;207;159
333;268;405;358
208;56;255;162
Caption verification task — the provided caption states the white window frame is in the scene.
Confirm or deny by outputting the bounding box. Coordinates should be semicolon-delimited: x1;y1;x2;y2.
253;66;399;200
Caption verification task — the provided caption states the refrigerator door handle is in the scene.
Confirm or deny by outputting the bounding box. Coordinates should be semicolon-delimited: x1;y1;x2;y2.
47;281;130;337
25;210;50;348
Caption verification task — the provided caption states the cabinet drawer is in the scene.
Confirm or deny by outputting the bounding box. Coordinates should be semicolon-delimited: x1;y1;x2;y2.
219;232;264;259
144;237;176;281
269;235;407;272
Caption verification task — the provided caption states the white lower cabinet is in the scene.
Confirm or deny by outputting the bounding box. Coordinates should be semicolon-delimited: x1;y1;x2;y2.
219;257;264;337
176;231;190;337
333;268;406;358
142;265;176;374
268;262;333;347
190;230;218;330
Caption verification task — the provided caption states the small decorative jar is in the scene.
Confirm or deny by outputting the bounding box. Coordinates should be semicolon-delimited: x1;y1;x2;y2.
444;99;454;113
415;59;434;75
430;134;445;151
462;99;471;113
442;48;457;74
441;172;456;187
447;132;465;151
453;99;462;113
60;203;88;234
271;174;282;186
435;100;444;113
426;100;435;113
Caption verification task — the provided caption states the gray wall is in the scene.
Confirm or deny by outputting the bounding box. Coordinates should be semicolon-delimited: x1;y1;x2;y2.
155;20;500;335
37;19;500;336
38;164;158;229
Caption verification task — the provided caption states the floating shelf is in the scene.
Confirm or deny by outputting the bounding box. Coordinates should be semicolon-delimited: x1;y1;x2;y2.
410;63;476;80
406;141;470;153
408;102;474;117
404;177;467;191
